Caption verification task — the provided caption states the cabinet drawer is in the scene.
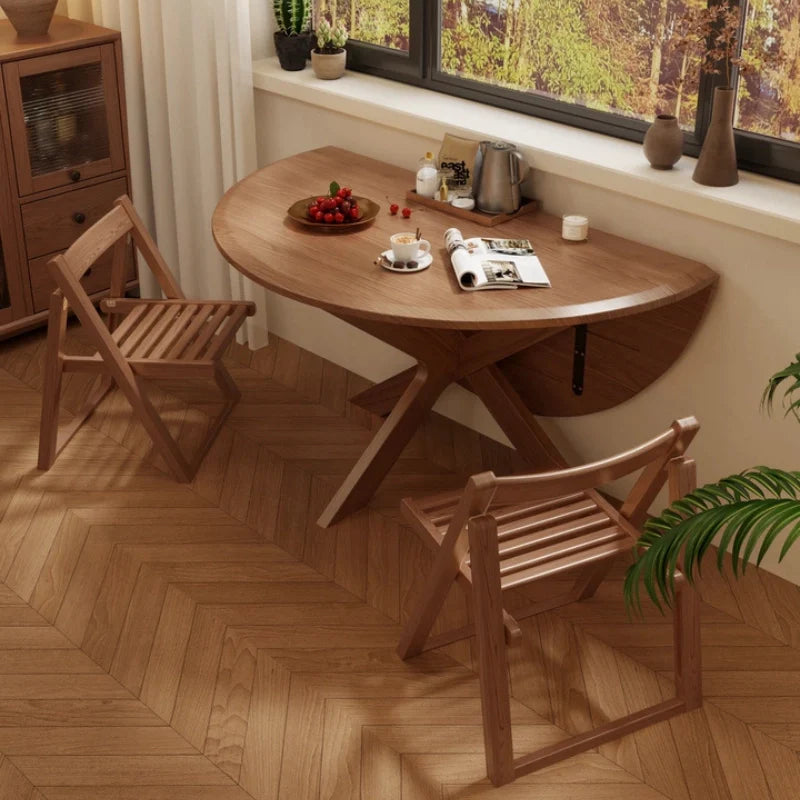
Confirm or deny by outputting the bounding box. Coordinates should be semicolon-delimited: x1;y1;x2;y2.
21;177;128;260
28;243;136;313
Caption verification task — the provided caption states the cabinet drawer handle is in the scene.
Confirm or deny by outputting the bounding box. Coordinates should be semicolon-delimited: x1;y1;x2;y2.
73;212;86;224
69;170;81;182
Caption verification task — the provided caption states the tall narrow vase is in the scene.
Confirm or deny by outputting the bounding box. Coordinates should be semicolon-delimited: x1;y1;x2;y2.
693;87;738;187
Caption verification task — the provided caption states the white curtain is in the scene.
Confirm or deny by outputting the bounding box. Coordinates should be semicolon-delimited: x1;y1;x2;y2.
58;0;269;347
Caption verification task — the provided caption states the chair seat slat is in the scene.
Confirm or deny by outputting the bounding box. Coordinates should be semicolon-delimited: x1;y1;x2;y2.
495;512;613;560
500;537;631;590
147;304;200;359
130;304;183;359
495;498;598;542
182;304;233;361
120;305;166;356
110;303;151;347
498;526;626;579
204;306;252;360
166;304;215;359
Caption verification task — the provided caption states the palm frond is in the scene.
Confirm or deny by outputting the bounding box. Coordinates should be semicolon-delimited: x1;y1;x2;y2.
762;353;800;420
624;467;800;615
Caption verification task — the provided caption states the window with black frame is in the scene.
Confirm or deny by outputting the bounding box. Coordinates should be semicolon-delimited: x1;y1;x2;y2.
334;0;800;184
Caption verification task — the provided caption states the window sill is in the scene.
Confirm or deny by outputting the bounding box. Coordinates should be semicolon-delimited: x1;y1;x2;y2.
253;58;800;246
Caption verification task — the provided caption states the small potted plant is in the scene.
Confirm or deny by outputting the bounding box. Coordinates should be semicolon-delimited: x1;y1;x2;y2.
312;18;348;80
273;0;313;72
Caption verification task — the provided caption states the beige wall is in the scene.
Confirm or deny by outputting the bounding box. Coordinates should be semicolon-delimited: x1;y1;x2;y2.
255;89;800;585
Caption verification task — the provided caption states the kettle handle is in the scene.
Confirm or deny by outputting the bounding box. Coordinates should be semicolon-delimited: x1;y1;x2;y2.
511;151;528;185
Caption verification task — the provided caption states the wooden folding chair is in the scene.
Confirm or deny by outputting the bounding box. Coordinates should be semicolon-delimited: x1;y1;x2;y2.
398;418;702;786
38;195;256;482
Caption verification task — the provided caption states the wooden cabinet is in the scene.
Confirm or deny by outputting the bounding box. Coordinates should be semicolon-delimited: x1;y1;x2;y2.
0;16;137;340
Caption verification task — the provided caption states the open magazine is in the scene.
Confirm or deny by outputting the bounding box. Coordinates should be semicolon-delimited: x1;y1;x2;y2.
445;227;550;291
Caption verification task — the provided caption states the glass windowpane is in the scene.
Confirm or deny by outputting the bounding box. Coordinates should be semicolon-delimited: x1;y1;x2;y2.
736;0;800;142
439;0;700;128
322;0;410;51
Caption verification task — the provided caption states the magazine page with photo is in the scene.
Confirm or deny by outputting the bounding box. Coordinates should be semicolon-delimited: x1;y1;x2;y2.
445;228;551;291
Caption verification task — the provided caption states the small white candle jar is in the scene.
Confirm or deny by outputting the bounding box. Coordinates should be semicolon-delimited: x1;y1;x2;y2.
562;214;589;242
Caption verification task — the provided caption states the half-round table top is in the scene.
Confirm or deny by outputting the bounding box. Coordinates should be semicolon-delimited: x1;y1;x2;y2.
212;147;716;331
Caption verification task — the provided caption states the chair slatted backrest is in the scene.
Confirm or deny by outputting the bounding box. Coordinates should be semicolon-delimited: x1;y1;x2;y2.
45;195;189;391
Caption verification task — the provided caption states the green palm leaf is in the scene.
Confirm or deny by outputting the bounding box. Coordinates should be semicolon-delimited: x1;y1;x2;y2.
623;467;800;615
762;353;800;420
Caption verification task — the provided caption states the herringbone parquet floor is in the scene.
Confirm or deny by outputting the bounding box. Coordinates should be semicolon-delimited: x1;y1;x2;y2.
0;325;799;799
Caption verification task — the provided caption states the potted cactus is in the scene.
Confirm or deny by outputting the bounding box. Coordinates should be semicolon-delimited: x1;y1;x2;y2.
273;0;313;72
312;18;348;80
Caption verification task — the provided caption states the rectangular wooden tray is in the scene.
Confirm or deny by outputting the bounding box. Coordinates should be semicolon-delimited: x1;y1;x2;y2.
405;190;539;227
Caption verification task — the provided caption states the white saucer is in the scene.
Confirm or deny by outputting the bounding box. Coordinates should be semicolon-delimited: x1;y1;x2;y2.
379;250;432;273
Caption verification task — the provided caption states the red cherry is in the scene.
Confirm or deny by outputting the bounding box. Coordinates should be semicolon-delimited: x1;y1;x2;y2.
342;187;352;197
340;200;351;213
323;212;334;223
401;207;412;218
314;211;324;221
308;204;320;217
316;196;326;205
334;212;345;223
389;203;399;215
336;188;347;199
349;207;361;220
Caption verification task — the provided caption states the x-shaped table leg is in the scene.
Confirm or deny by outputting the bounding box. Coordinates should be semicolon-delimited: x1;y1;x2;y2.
317;318;567;527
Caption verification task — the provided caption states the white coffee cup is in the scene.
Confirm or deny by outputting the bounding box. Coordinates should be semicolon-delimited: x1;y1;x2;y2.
390;232;431;263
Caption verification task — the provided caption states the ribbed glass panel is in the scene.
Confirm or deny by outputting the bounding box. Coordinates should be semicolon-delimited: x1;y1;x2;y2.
21;63;110;177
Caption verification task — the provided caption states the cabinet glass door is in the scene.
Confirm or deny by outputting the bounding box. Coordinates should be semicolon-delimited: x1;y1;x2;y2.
3;44;125;195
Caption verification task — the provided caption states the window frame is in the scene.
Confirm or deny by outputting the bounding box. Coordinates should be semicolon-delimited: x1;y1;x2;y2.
342;0;800;184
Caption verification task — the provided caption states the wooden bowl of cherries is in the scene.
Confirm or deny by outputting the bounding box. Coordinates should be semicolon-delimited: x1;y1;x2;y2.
287;182;380;232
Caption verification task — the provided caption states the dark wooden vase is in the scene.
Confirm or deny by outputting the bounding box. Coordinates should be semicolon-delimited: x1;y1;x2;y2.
643;114;683;170
693;87;739;187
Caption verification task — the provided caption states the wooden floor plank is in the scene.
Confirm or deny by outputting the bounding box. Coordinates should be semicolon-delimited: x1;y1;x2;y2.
1;328;800;800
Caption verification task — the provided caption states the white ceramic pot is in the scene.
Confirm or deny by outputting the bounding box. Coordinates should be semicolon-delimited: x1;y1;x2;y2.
311;49;346;80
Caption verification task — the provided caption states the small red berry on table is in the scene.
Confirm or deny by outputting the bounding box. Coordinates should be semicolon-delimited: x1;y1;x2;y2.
401;207;412;219
389;203;399;215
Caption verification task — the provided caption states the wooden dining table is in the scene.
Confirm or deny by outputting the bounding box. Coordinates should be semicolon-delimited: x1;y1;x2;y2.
212;147;717;527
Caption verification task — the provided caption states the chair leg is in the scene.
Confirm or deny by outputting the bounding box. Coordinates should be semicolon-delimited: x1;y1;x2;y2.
38;357;64;471
186;363;241;477
122;375;193;482
674;576;702;710
468;514;516;787
397;551;465;660
38;296;68;471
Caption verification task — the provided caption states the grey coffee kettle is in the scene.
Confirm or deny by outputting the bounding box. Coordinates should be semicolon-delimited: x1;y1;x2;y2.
475;141;529;214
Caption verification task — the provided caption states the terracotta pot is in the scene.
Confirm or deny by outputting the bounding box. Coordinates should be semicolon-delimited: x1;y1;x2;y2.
0;0;57;36
693;87;739;187
274;31;313;71
311;49;346;80
643;114;683;170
